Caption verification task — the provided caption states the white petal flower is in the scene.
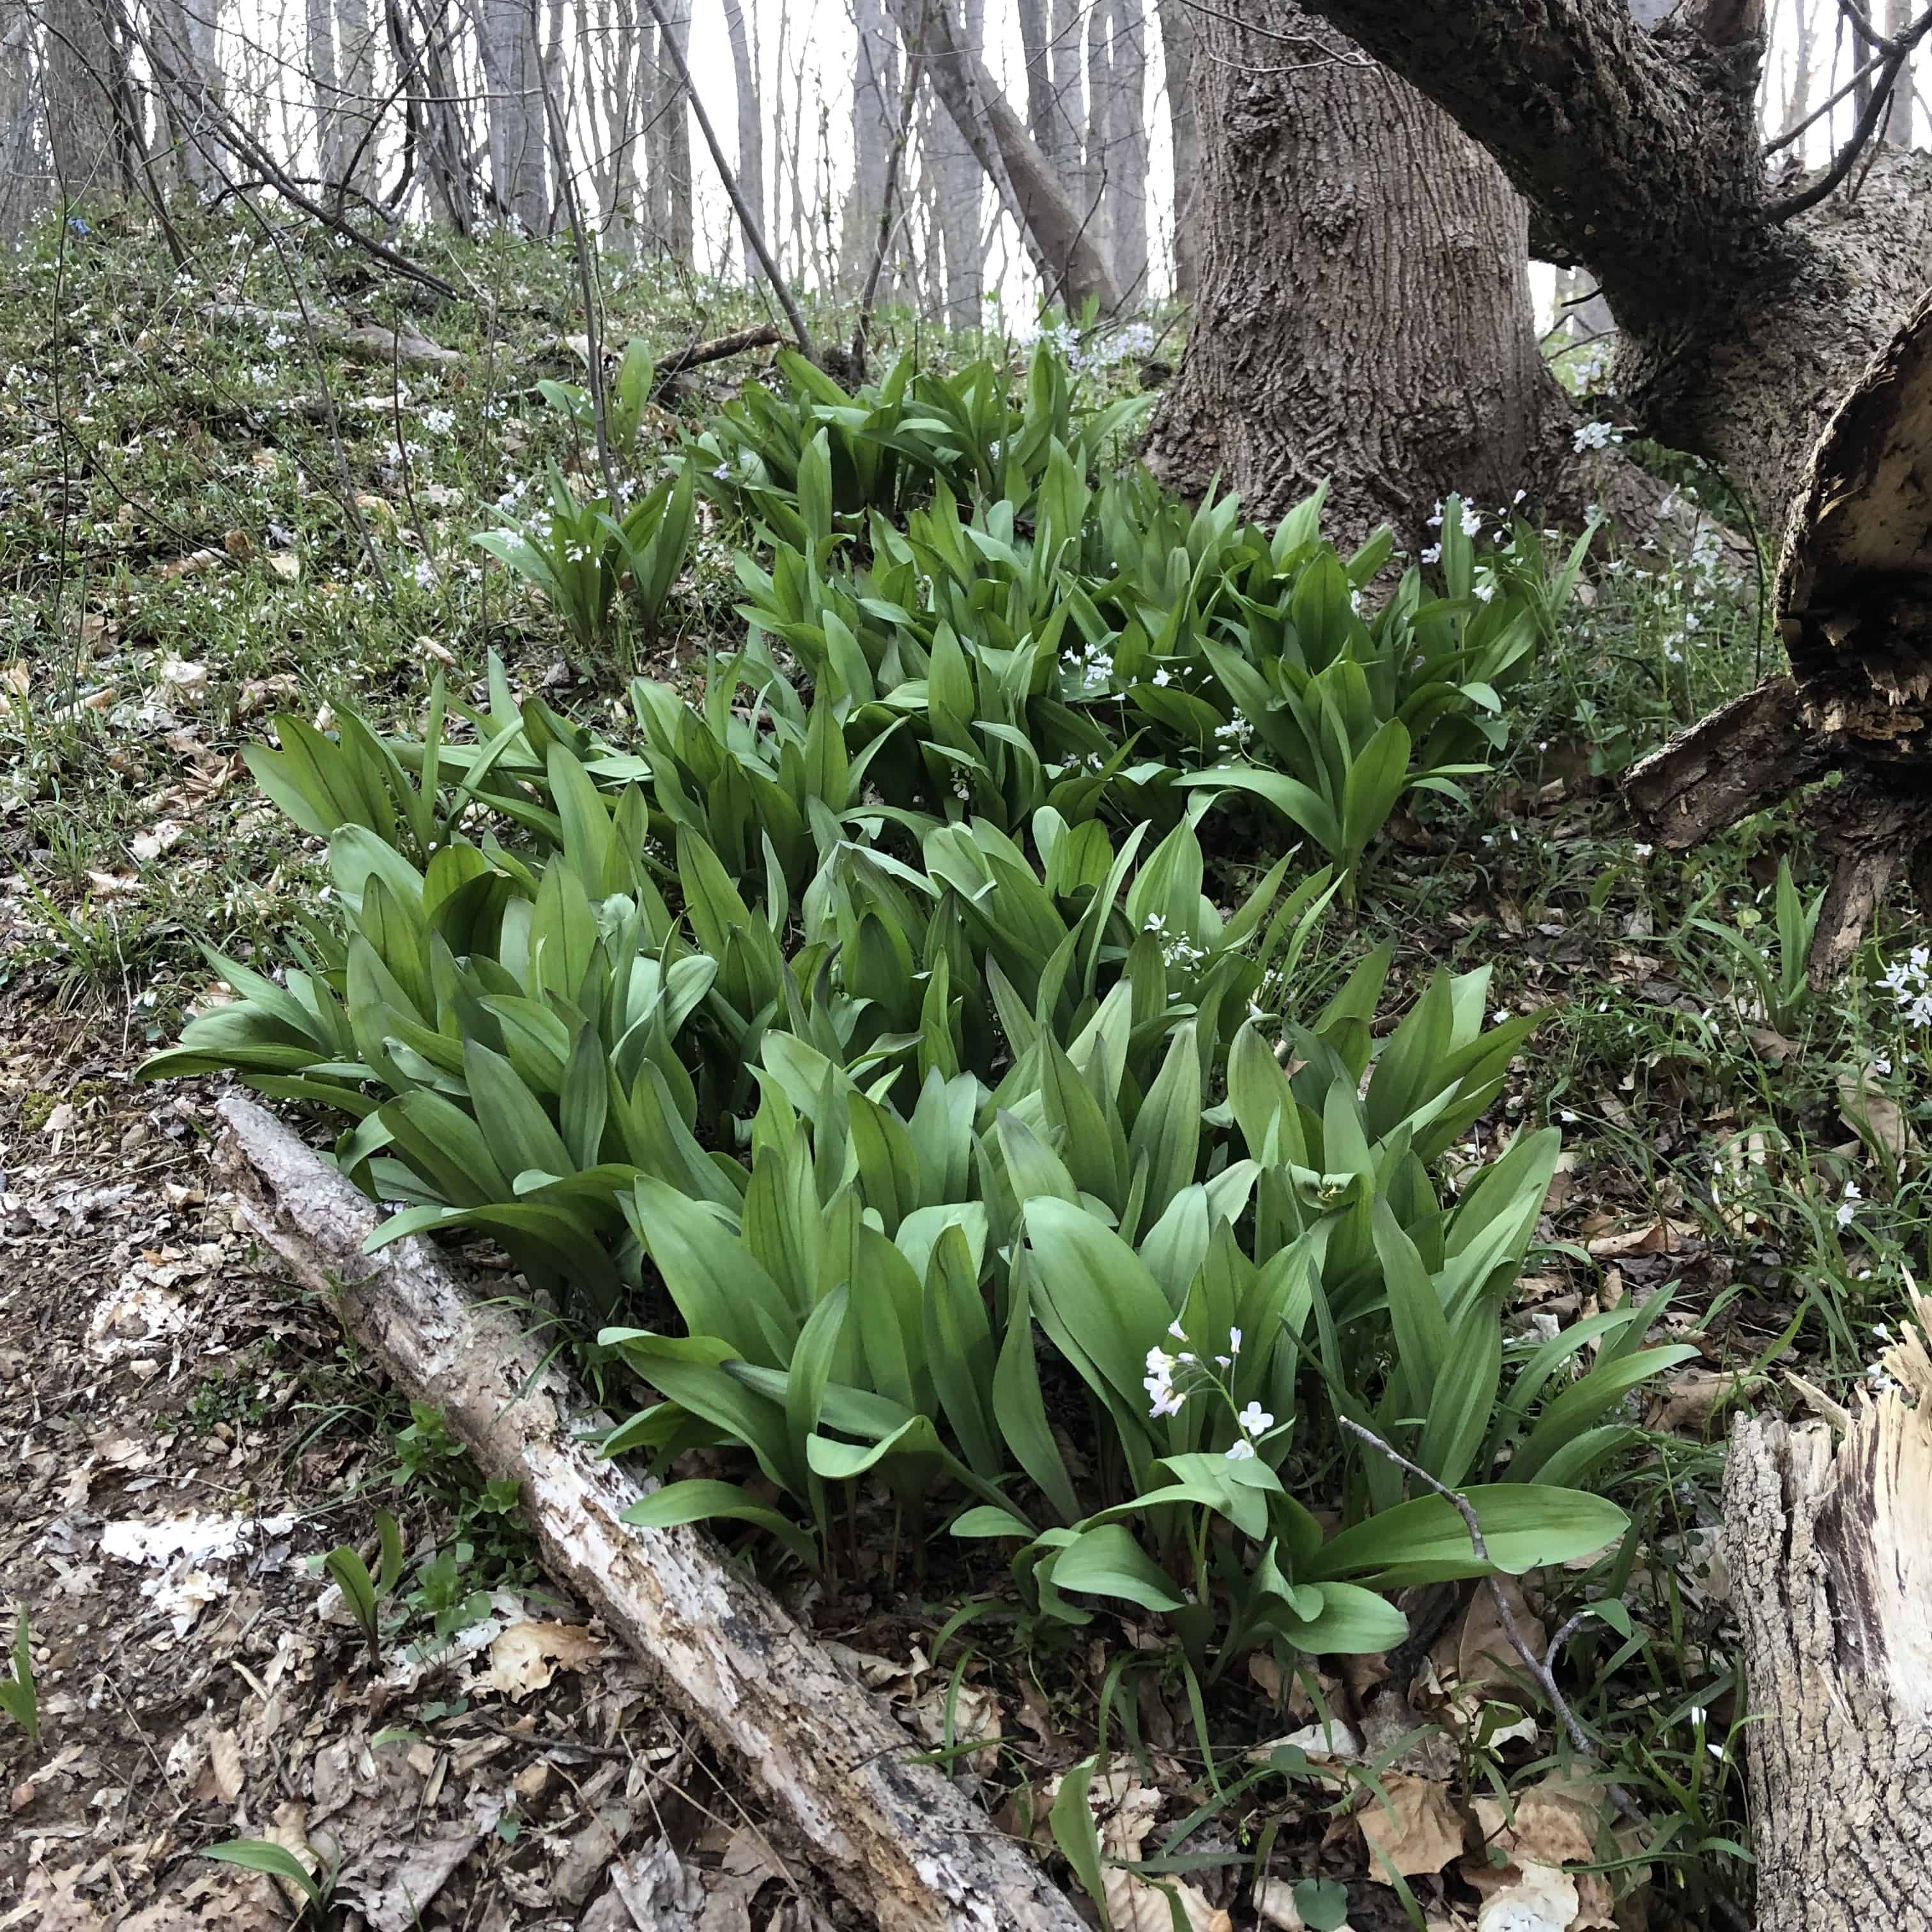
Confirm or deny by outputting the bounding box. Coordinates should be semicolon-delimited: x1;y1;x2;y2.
1223;1438;1257;1461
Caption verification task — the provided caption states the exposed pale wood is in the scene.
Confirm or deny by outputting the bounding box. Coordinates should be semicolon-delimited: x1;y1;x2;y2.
214;1095;1084;1932
655;321;788;379
1722;1287;1932;1932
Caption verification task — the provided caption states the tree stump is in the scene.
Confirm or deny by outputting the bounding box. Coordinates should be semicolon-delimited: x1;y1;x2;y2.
1721;1297;1932;1932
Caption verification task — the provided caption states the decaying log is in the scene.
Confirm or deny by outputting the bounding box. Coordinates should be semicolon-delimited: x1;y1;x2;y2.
654;322;788;381
200;302;462;368
1627;288;1932;974
214;1095;1084;1932
1721;1292;1932;1932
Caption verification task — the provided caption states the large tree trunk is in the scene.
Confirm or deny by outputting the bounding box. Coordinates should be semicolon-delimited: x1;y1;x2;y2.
1721;1291;1932;1932
1290;1;1932;536
1142;0;1568;542
43;0;124;199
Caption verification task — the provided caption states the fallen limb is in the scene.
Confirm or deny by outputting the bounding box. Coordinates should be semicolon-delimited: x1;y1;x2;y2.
1721;1287;1932;1932
214;1095;1083;1932
656;323;788;381
200;303;461;369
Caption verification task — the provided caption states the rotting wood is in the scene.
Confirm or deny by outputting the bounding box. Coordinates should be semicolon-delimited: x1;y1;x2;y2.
214;1094;1085;1932
1721;1285;1932;1932
199;302;462;368
1627;289;1932;974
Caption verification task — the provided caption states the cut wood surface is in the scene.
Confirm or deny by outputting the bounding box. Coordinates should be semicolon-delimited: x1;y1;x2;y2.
214;1094;1085;1932
1721;1292;1932;1932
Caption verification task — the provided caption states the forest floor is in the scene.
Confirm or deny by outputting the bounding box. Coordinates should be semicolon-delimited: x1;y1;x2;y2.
1;214;1920;1930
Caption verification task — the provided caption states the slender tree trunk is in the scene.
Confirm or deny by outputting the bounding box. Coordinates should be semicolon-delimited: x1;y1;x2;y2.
0;6;42;234
1016;0;1053;153
151;0;226;192
307;0;341;180
1154;0;1198;300
1786;0;1818;137
842;0;898;291
930;0;984;328
43;0;122;199
723;0;763;284
1105;0;1148;303
1143;0;1567;541
665;6;692;259
336;0;378;192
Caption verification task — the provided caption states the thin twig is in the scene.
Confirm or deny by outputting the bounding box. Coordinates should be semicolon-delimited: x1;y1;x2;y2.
1768;6;1932;219
1337;1419;1599;1762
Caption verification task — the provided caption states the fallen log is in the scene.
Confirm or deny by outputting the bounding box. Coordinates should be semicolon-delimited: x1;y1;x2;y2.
1721;1297;1932;1932
199;302;462;369
1627;286;1932;977
214;1094;1084;1932
655;322;788;381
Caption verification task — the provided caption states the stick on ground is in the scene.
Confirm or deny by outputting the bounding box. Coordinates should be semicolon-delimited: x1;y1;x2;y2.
215;1095;1083;1932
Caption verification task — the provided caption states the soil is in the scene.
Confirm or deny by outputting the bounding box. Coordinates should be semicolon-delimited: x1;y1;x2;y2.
0;1012;843;1931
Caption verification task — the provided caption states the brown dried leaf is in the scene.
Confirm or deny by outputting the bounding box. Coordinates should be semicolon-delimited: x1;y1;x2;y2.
1456;1579;1546;1696
475;1621;602;1700
1102;1868;1232;1932
1838;1066;1912;1165
1356;1772;1464;1878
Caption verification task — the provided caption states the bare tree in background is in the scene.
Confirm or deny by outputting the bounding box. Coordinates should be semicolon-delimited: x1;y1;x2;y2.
43;0;129;199
480;0;546;227
930;0;985;327
841;0;898;290
723;0;763;281
1784;0;1818;134
1154;0;1196;297
1885;0;1917;141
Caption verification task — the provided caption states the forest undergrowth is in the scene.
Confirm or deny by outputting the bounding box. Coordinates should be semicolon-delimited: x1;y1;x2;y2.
2;213;1924;1932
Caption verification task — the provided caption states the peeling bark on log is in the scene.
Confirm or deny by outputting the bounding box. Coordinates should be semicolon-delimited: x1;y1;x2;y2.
1628;289;1932;971
1721;1298;1932;1932
213;1095;1084;1932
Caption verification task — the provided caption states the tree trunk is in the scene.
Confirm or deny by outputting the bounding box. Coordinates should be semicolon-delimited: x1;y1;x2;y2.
1104;0;1149;305
1885;0;1917;144
43;0;123;200
1142;0;1567;542
723;0;763;285
1628;286;1932;968
841;0;897;292
1722;1294;1932;1932
930;1;985;330
661;1;692;260
1154;0;1198;300
1289;0;1932;537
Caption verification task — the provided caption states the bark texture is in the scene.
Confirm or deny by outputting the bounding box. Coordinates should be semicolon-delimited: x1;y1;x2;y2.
1722;1299;1932;1932
1301;0;1932;533
1629;289;1932;970
217;1096;1085;1932
1141;0;1565;542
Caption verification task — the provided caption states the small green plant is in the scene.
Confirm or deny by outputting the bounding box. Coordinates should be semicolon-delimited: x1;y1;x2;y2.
473;460;694;654
1;1609;38;1742
1690;854;1822;1035
201;1838;335;1922
320;1510;405;1666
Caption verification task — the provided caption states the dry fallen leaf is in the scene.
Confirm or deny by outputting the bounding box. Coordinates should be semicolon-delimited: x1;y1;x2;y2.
1102;1869;1231;1932
1456;1579;1546;1696
1644;1367;1744;1433
1470;1859;1577;1932
475;1620;602;1699
266;551;301;581
1356;1772;1464;1878
1837;1065;1912;1165
159;548;224;579
131;818;187;864
1583;1219;1698;1260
